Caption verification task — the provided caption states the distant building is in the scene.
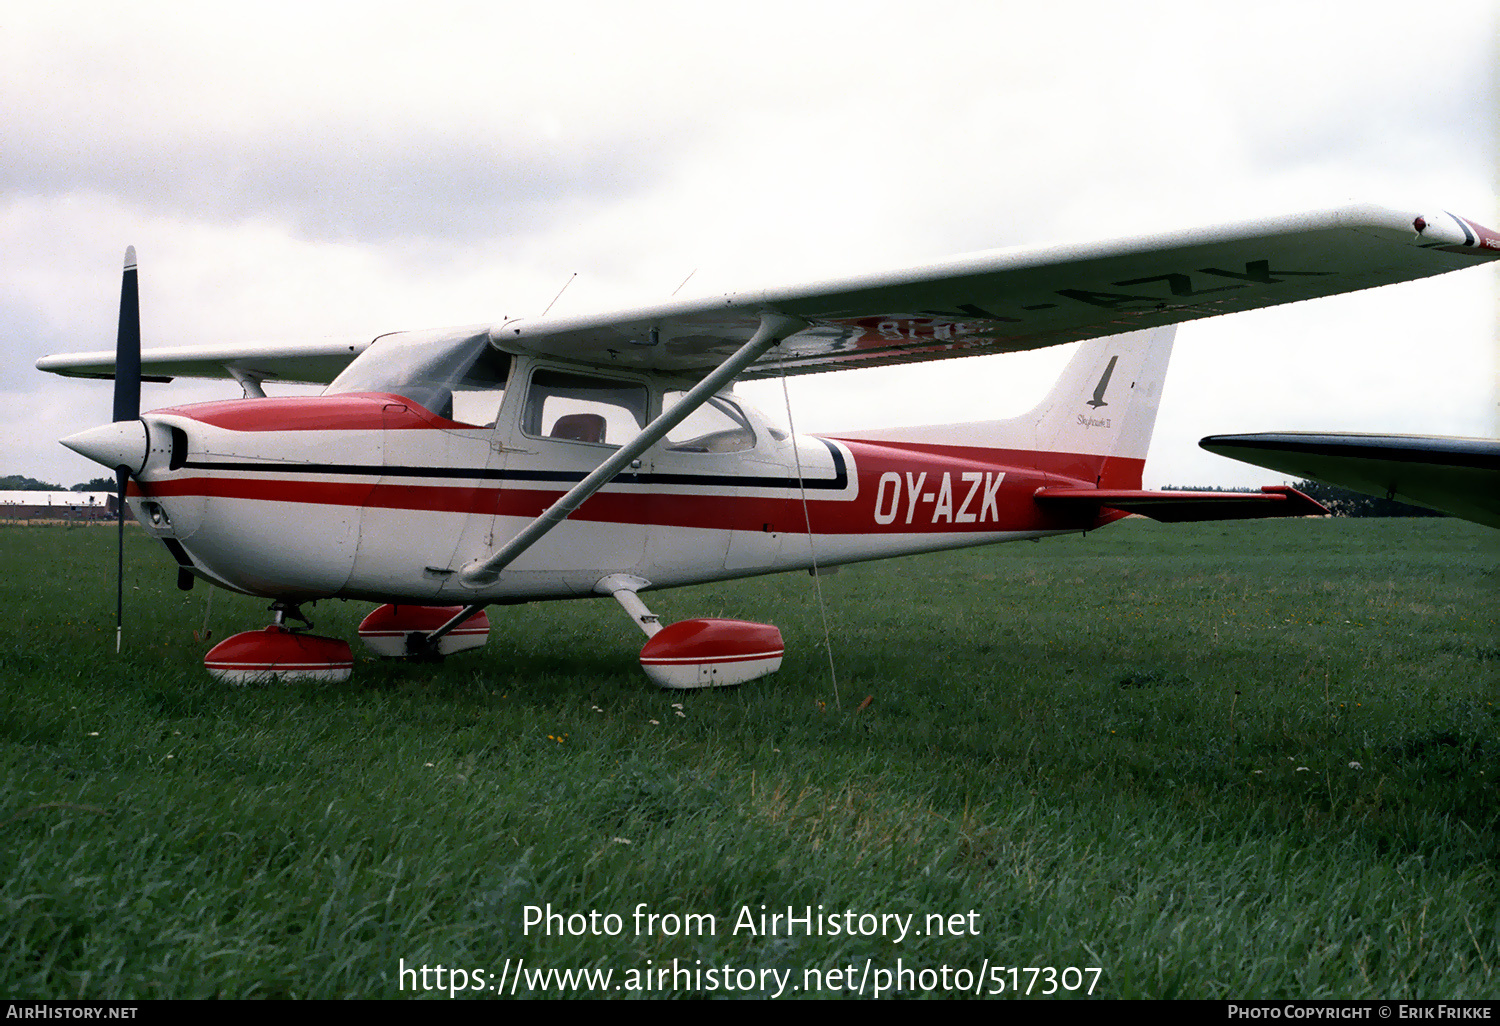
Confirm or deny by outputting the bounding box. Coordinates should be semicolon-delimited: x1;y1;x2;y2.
0;491;122;521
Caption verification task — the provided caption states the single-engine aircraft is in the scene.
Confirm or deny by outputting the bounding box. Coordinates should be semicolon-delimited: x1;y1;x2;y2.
38;205;1500;686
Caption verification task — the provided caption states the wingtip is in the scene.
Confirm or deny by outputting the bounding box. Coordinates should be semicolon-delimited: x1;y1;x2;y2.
1411;211;1500;254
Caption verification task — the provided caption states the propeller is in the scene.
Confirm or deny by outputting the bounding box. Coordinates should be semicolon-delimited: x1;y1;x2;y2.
112;247;141;653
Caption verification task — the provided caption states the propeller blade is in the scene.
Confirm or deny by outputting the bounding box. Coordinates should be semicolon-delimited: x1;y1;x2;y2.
112;246;139;653
113;246;140;423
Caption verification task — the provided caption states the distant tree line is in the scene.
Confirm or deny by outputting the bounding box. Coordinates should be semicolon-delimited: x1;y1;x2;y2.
1164;481;1445;518
1;475;117;493
1283;479;1445;519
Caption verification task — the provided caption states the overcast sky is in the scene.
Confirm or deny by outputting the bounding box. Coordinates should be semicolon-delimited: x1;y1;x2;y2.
4;0;1496;489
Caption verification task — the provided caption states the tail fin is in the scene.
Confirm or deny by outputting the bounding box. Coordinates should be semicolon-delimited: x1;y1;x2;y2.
1025;325;1175;484
835;325;1176;488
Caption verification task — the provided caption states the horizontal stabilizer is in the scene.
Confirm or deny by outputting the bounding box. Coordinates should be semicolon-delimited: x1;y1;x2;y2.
1034;485;1329;522
1201;432;1500;528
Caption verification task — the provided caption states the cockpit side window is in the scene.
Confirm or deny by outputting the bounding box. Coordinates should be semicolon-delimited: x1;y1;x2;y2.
522;369;647;447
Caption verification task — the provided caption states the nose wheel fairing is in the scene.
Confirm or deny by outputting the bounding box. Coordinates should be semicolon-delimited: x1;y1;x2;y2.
204;625;353;685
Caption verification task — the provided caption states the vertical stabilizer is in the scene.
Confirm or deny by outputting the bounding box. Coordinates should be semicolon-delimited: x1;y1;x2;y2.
834;325;1176;488
1028;325;1175;474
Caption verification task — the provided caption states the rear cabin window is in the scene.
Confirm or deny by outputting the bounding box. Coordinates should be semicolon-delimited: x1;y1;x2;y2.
522;370;647;447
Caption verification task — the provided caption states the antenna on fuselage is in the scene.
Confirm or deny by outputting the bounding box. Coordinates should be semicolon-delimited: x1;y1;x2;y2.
671;269;697;297
541;272;577;317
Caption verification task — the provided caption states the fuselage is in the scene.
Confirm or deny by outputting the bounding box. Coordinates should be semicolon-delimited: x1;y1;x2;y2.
121;351;1120;605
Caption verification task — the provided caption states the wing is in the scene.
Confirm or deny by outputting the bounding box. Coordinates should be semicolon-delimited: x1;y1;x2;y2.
1199;433;1500;530
36;337;374;385
35;204;1498;384
495;204;1499;378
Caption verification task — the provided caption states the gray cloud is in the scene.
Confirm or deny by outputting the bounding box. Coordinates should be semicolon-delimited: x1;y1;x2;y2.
2;125;680;248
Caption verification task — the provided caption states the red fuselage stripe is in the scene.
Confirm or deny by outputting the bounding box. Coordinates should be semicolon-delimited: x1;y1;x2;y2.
134;472;1111;534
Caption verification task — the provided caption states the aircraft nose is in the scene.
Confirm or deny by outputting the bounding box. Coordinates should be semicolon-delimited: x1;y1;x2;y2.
62;419;149;474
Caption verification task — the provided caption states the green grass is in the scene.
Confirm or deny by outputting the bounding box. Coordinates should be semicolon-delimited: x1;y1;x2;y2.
1;518;1496;998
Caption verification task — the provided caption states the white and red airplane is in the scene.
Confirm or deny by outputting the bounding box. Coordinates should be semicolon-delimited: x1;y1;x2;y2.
38;205;1500;686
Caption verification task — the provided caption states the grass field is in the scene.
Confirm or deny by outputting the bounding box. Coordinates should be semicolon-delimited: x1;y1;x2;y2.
1;517;1496;999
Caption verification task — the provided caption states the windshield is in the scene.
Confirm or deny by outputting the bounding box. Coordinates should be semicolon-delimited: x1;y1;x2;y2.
326;326;511;425
662;392;756;452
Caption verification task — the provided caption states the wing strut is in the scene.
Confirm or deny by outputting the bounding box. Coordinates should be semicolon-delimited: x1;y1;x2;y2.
227;366;268;398
454;313;806;591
